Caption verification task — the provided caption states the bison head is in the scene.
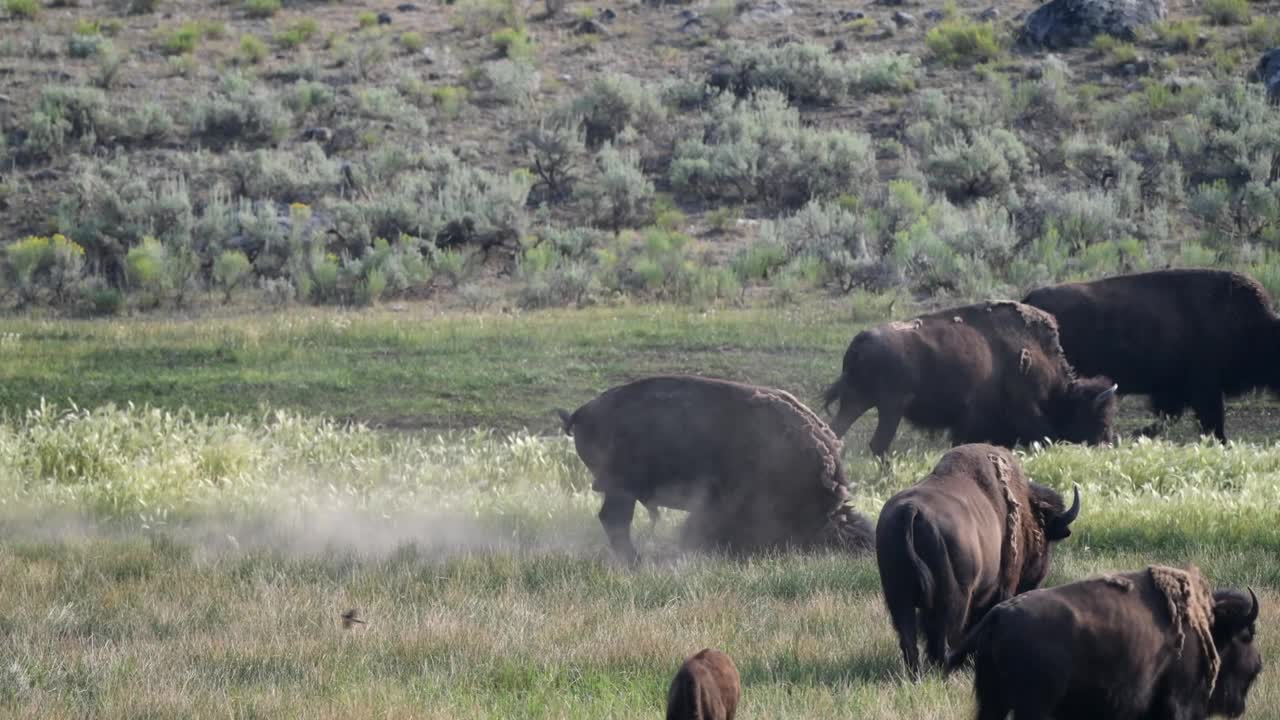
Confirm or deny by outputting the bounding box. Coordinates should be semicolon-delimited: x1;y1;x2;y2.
1017;483;1081;592
1210;588;1263;718
1052;377;1118;446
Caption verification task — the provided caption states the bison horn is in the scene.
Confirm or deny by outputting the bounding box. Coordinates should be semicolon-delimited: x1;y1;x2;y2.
1060;484;1081;525
1247;587;1260;625
1093;383;1118;409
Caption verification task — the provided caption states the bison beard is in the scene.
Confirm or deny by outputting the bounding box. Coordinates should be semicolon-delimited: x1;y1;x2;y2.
557;375;874;564
1023;268;1280;442
875;445;1080;679
665;648;740;720
947;565;1263;720
823;301;1117;458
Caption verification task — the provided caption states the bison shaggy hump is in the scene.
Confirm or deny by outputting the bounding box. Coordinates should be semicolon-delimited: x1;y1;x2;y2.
824;301;1118;457
558;375;873;564
1023;268;1280;442
948;564;1263;720
665;648;740;720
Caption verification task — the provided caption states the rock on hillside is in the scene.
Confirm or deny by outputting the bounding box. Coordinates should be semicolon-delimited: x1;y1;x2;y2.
1021;0;1167;49
1256;49;1280;102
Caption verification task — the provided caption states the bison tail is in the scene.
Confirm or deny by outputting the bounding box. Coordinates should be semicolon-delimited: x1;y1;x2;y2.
905;506;936;609
554;408;576;436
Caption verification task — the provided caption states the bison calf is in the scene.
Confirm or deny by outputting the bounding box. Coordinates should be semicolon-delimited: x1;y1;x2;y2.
949;564;1262;720
1024;268;1280;442
557;375;873;564
876;444;1080;678
665;648;740;720
823;301;1117;457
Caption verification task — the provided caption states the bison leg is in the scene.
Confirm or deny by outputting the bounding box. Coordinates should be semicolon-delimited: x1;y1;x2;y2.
1191;389;1227;442
888;603;923;680
869;402;905;458
598;494;638;565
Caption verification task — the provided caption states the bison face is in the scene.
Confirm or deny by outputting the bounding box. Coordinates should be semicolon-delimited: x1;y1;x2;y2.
1210;588;1263;718
1053;377;1118;446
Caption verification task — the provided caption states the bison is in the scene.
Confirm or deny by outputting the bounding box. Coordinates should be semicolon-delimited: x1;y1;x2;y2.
665;648;740;720
947;564;1262;720
823;301;1118;458
557;375;873;564
876;444;1081;678
1023;268;1280;442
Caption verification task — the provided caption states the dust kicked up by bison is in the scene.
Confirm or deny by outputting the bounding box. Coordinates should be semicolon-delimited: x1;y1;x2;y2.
823;301;1118;457
557;375;873;564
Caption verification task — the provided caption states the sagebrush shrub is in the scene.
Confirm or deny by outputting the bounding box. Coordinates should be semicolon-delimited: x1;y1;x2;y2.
669;90;875;209
213;250;252;303
568;73;666;148
1;234;86;306
516;118;586;202
713;41;918;105
1203;0;1249;26
190;73;291;146
576;144;654;233
4;0;39;19
244;0;281;18
926;18;1004;66
922;128;1031;203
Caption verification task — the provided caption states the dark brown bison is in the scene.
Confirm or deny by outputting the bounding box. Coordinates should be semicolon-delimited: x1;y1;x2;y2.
947;564;1262;720
665;648;740;720
1023;269;1280;442
557;375;873;564
876;444;1080;678
823;301;1118;458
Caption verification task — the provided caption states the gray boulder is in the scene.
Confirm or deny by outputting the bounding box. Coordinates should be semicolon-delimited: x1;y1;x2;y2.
1021;0;1165;49
1256;48;1280;102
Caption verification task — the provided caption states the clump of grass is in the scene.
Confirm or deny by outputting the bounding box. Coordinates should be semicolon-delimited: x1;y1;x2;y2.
357;11;378;28
491;27;532;60
430;85;468;115
157;21;221;55
1091;34;1139;65
399;31;425;54
925;17;1004;66
1203;0;1249;25
244;0;281;18
275;18;319;49
4;0;39;20
240;35;269;64
1154;18;1205;51
1245;16;1280;49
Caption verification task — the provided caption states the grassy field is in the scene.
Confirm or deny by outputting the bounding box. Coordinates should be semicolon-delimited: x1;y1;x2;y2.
2;300;1278;442
3;363;1280;717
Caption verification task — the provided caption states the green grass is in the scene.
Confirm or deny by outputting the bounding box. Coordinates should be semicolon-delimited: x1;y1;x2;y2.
4;406;1280;717
0;302;1275;445
925;18;1004;67
3;0;38;20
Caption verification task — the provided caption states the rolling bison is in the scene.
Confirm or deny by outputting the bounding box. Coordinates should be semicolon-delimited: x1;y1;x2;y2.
557;375;873;564
665;648;740;720
948;564;1262;720
823;301;1118;458
1023;269;1280;442
876;444;1080;677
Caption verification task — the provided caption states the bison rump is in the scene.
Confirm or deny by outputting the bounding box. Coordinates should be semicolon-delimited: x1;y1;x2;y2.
665;648;740;720
876;444;1081;678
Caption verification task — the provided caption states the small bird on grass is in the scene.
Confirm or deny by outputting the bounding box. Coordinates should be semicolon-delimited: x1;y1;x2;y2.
341;609;366;629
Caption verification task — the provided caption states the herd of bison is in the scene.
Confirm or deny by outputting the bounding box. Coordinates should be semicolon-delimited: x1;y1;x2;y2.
555;269;1274;719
